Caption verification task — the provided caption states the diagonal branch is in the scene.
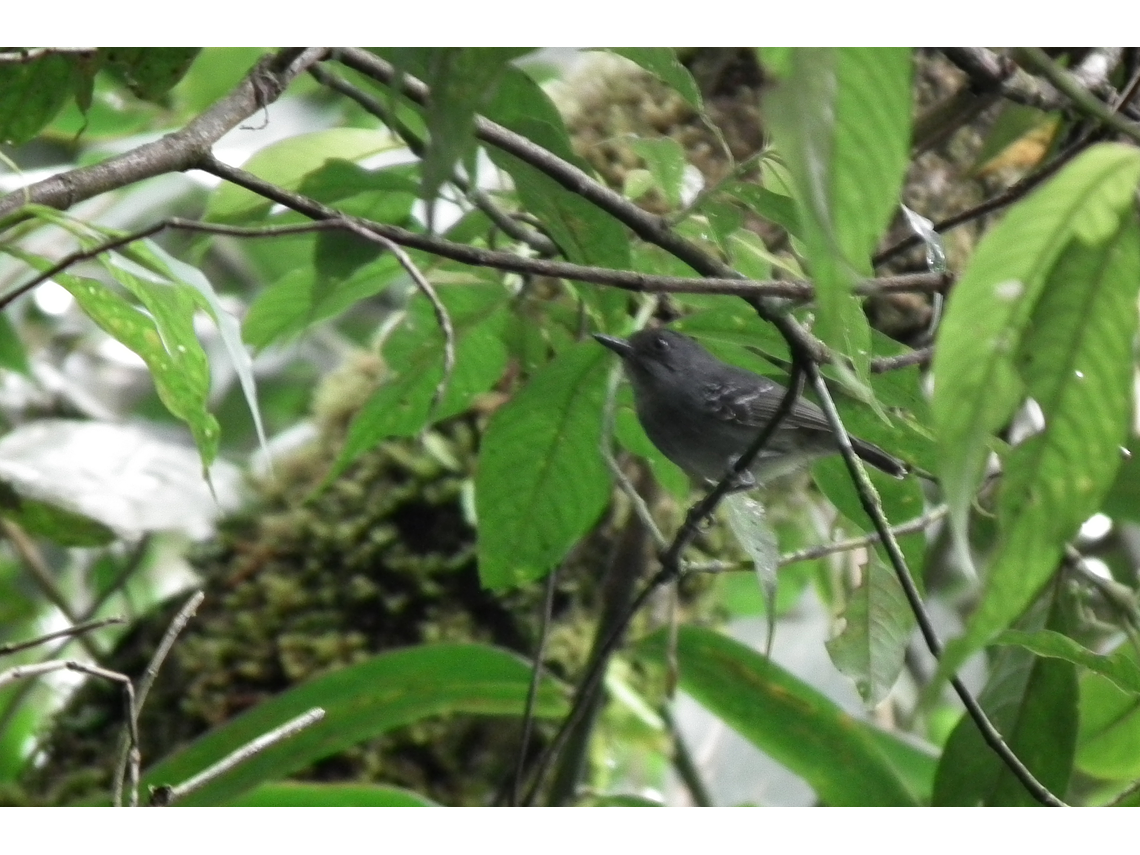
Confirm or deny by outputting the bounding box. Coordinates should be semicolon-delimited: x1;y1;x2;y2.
0;48;328;223
803;360;1065;807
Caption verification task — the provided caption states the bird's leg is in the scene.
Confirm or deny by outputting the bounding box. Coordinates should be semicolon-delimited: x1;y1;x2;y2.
723;457;756;493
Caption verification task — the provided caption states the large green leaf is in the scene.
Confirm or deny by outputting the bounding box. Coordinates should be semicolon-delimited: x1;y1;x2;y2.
4;249;219;466
0;52;86;144
409;48;532;208
141;643;567;806
334;284;509;473
933;612;1078;805
825;556;914;706
1077;645;1140;781
760;47;913;388
932;144;1140;569
643;626;935;805
484;68;631;271
607;48;703;110
243;254;404;349
476;342;611;590
938;154;1140;678
996;630;1140;695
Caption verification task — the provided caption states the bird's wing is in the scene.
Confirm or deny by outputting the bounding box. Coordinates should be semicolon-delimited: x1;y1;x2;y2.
703;374;833;432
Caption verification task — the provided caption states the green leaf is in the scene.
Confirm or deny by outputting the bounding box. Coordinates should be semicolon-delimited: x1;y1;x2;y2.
760;47;913;388
141;643;567;806
629;137;688;208
244;254;404;349
825;556;914;705
0;314;29;374
938;151;1140;678
94;254;221;467
607;48;703;110
642;626;933;805
205;128;402;224
122;240;272;463
4;250;219;466
0;52;81;144
724;182;802;239
484;68;631;270
1077;645;1140;780
476;342;611;590
100;48;201;101
334;284;509;473
229;782;435;806
410;48;531;208
932;144;1140;572
933;615;1078;805
995;630;1140;695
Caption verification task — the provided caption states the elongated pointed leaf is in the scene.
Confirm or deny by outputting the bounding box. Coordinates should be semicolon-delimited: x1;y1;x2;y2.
996;630;1140;695
476;342;611;590
643;626;935;805
932;144;1140;571
761;47;913;387
141;643;567;806
938;151;1140;678
934;618;1077;805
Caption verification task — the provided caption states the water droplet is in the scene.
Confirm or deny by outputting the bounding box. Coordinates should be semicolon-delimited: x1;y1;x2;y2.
1122;447;1133;460
1074;370;1085;379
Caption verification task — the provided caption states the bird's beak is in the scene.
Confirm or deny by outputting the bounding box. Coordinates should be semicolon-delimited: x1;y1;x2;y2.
592;333;634;358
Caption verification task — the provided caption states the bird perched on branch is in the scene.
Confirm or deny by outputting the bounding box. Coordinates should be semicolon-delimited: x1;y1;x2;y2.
594;328;907;487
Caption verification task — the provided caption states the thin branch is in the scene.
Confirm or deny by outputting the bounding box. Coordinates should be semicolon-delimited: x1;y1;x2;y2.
509;565;559;807
1014;47;1140;145
332;48;833;366
309;63;559;255
941;47;1134;118
803;360;1065;807
661;705;714;807
0;48;328;222
112;591;204;807
0;658;140;804
0;48;99;65
691;504;950;574
0;616;124;658
335;220;455;421
0;519;99;658
150;707;326;806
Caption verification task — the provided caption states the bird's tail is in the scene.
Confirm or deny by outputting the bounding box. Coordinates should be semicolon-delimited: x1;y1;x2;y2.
852;438;909;479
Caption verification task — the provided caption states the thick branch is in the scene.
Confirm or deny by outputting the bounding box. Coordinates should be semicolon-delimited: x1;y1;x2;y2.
0;48;328;222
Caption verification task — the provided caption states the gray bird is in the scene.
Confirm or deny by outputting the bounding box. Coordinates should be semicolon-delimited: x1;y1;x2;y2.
594;328;907;486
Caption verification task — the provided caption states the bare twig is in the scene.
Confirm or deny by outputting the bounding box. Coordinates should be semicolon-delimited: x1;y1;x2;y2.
0;658;140;804
112;591;204;807
150;707;326;806
804;360;1065;807
942;47;1134;118
0;616;124;658
0;519;98;658
0;48;99;65
340;223;456;423
1014;47;1140;144
509;565;559;806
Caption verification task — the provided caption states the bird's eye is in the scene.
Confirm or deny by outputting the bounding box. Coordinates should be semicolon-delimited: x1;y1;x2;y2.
653;335;670;352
